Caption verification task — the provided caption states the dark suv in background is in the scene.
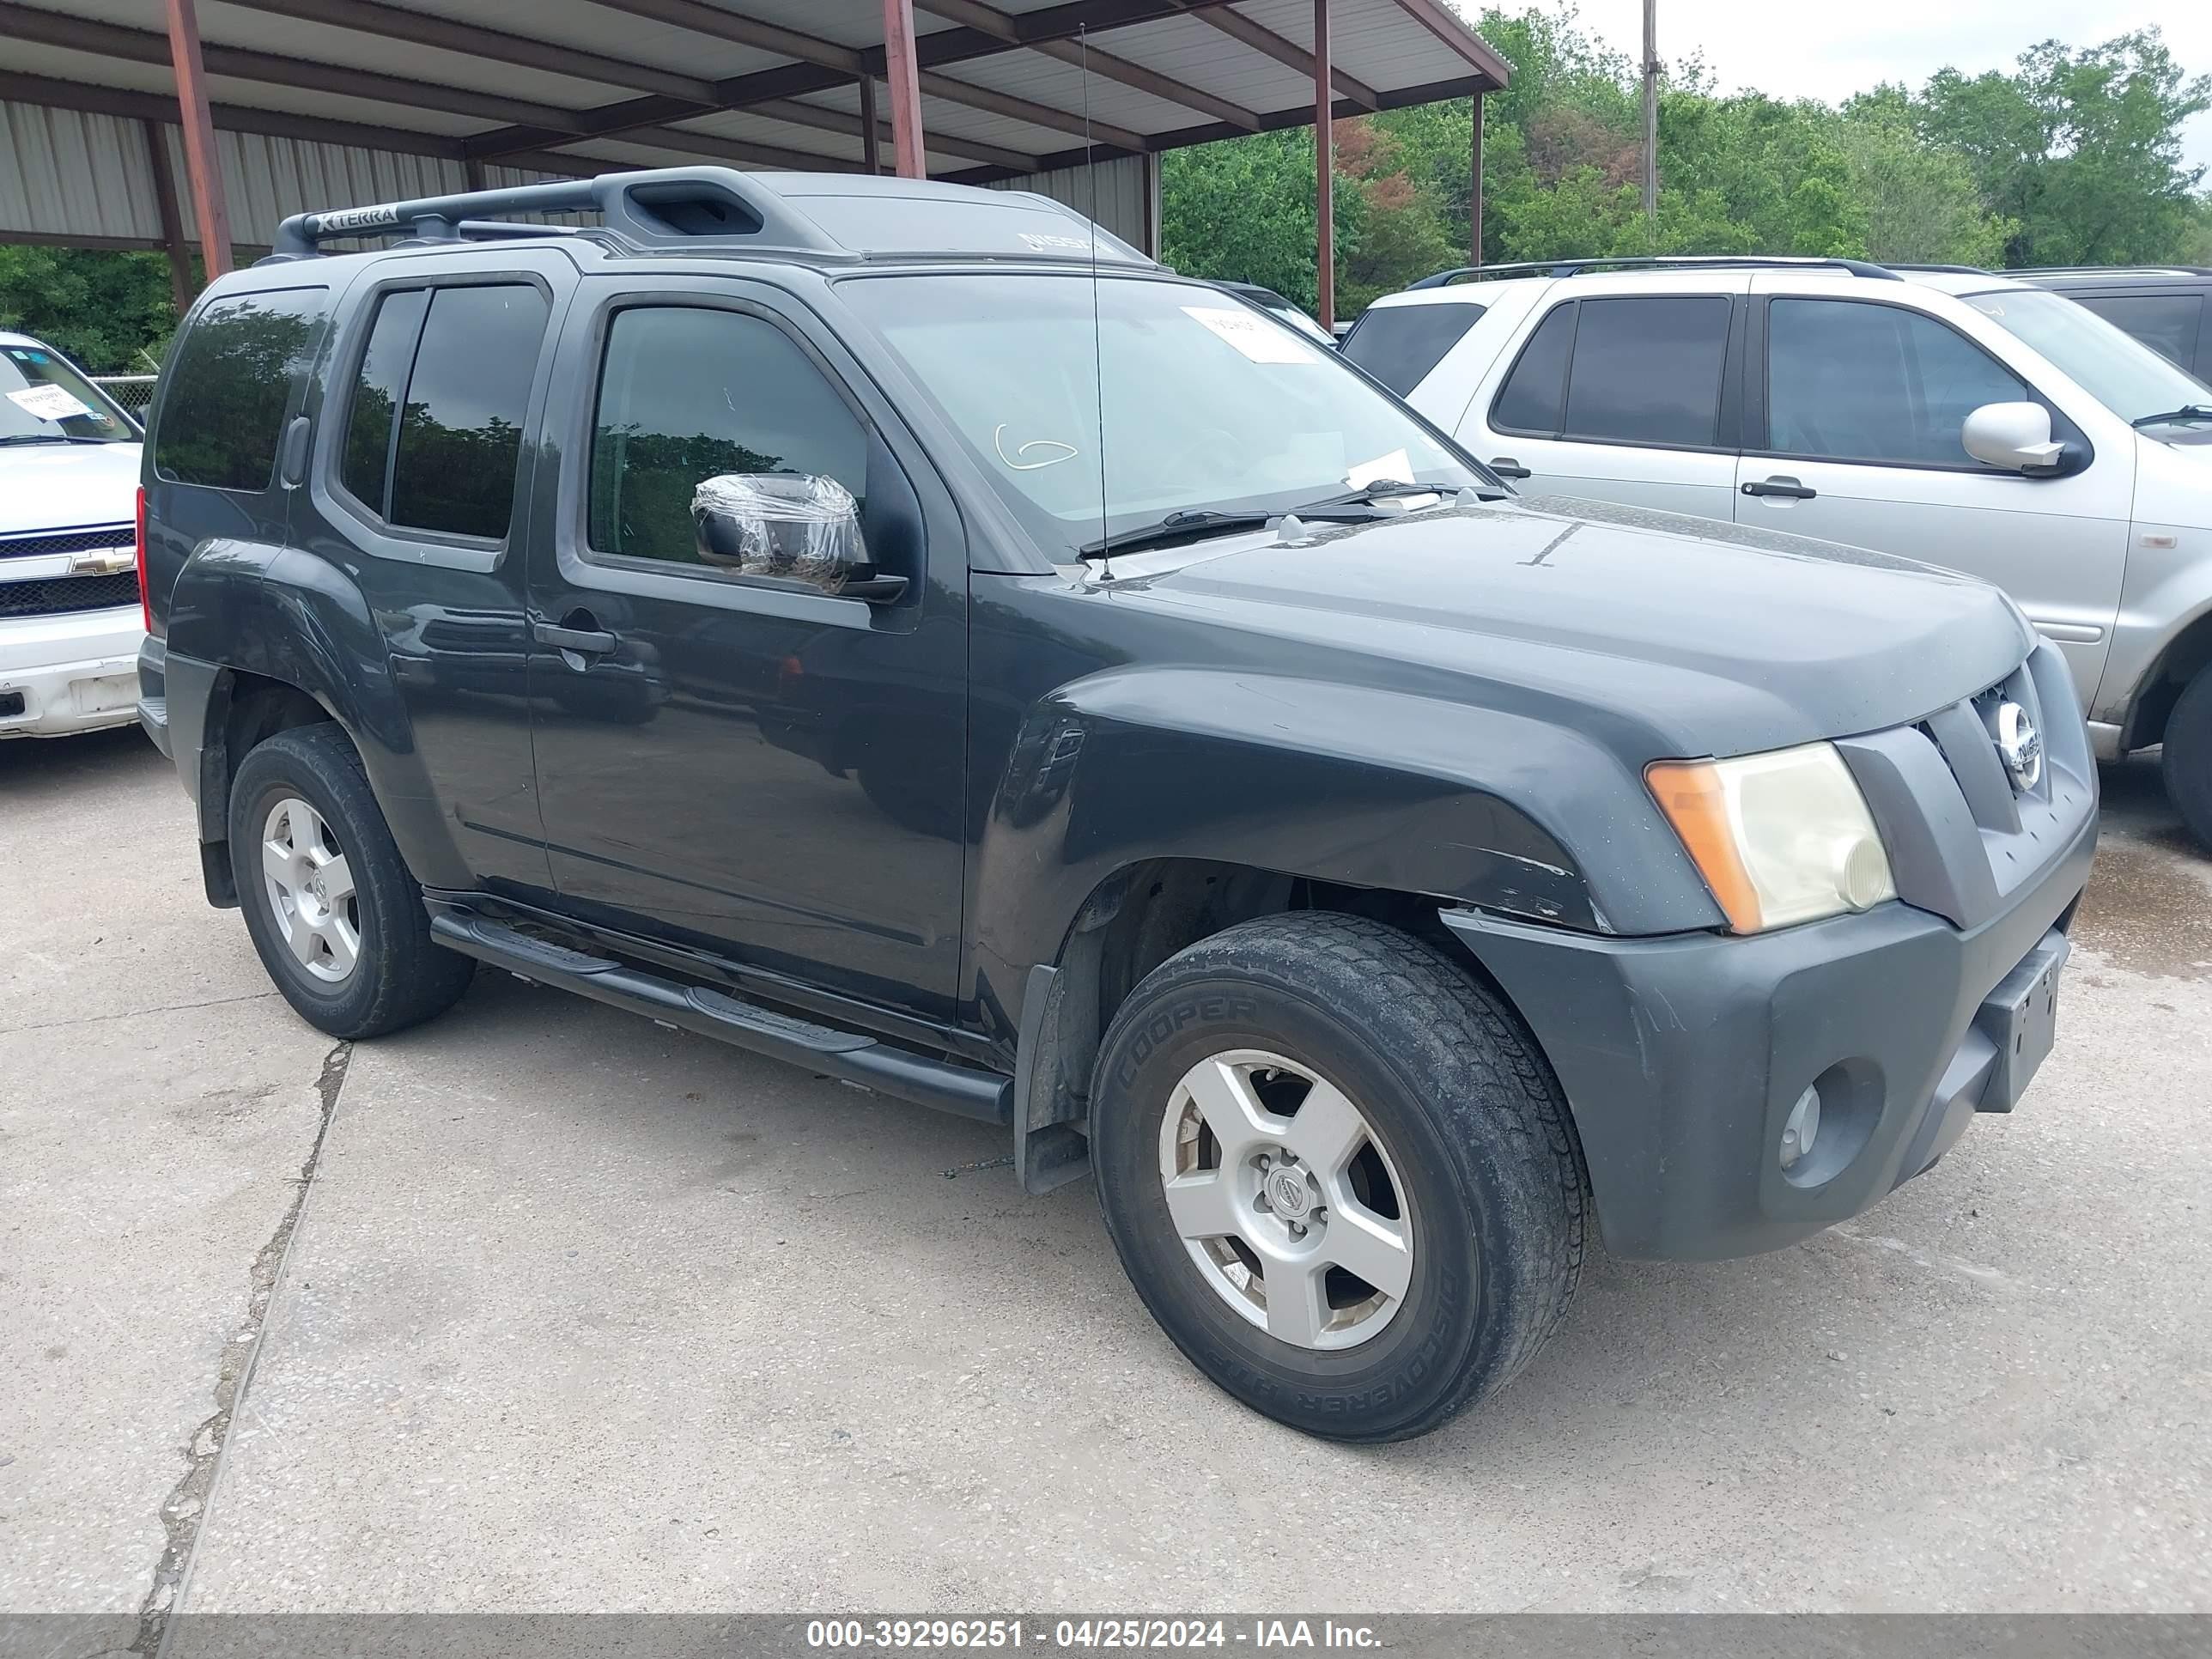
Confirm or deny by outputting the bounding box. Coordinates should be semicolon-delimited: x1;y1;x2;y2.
2014;266;2212;380
136;168;2094;1442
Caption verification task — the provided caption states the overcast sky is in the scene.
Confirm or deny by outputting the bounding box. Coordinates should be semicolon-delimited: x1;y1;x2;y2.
1568;0;2212;178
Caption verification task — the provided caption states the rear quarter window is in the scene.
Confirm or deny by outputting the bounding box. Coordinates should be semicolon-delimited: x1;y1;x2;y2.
1341;302;1486;395
154;288;329;491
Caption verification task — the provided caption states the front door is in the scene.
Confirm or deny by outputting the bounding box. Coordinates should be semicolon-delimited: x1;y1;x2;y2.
1734;287;2130;707
524;280;968;1016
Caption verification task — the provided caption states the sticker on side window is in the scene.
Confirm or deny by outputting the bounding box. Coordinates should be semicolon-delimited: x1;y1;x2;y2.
1181;306;1322;365
6;384;93;422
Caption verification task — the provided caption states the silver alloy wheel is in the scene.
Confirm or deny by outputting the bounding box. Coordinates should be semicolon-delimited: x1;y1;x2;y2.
1158;1048;1415;1350
260;796;361;985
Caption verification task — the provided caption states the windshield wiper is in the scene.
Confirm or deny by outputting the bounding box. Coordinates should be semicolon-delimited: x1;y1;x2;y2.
1078;508;1275;559
0;433;115;447
1295;479;1505;512
2132;404;2212;428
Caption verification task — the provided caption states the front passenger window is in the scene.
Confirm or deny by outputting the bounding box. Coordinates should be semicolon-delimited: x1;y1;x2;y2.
1766;299;2027;467
588;307;869;569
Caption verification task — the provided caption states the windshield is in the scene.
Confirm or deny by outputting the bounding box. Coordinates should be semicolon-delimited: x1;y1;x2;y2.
1962;288;2212;428
0;340;137;444
840;273;1481;559
1246;294;1334;345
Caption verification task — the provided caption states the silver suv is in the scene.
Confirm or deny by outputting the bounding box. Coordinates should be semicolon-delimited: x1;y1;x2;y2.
1348;257;2212;844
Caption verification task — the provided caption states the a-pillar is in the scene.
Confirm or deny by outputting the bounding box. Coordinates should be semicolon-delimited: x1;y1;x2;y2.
1314;0;1333;330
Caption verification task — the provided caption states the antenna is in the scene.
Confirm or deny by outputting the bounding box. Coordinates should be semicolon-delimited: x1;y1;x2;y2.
1079;26;1115;583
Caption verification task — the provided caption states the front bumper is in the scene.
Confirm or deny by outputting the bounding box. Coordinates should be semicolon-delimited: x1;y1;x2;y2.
0;606;143;738
1442;803;2096;1261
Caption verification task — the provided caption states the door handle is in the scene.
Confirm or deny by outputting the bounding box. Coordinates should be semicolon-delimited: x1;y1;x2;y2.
278;416;311;488
532;619;617;656
1488;457;1533;479
1741;477;1817;500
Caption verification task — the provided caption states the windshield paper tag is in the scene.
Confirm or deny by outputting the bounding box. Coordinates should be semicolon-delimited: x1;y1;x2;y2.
7;384;92;422
1347;449;1414;489
1182;306;1320;365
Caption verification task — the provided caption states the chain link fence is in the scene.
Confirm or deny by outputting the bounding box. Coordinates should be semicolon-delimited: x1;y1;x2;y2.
91;374;157;416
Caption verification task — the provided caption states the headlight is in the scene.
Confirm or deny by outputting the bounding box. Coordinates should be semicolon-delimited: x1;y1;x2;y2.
1646;742;1895;933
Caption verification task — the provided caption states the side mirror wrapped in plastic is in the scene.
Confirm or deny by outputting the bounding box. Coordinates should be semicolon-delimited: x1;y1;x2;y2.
690;474;907;602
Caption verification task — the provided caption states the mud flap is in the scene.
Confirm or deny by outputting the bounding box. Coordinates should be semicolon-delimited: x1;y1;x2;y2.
1013;963;1091;1194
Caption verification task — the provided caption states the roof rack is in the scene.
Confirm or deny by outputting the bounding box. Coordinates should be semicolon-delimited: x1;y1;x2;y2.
1881;262;1995;274
267;168;841;262
2004;264;2212;278
1407;254;1904;288
262;164;1157;270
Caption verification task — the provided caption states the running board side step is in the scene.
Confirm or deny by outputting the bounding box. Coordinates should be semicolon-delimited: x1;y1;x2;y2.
428;912;1011;1126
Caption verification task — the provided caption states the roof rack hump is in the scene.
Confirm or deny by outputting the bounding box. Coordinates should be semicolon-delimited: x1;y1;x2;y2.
266;167;843;261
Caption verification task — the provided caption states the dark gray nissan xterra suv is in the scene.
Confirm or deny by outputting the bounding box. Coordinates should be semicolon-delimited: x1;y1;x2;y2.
137;169;2096;1442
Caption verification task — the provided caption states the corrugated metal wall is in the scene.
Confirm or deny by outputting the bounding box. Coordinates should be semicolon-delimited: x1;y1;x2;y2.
1;100;578;251
986;155;1156;255
3;99;1159;256
1;102;167;244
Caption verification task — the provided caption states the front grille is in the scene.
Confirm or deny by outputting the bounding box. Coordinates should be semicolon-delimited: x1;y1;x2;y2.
1920;661;2049;832
0;572;139;618
0;525;134;561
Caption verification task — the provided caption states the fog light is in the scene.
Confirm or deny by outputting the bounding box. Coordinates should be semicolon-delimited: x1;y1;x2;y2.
1779;1085;1821;1170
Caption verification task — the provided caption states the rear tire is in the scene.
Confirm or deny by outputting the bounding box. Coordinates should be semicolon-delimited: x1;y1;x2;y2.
2163;665;2212;851
1090;912;1586;1442
228;722;474;1039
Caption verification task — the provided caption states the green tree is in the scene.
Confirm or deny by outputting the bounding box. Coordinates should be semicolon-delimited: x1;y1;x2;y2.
1158;126;1363;312
0;245;184;370
1911;30;2209;264
1834;94;2014;264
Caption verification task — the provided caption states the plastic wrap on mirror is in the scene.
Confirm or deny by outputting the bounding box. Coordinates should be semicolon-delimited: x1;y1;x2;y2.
691;472;864;592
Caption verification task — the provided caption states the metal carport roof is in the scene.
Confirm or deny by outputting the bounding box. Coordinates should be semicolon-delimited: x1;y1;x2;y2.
0;0;1505;324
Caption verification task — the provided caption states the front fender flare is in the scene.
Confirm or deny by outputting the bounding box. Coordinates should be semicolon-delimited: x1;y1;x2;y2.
968;665;1723;1016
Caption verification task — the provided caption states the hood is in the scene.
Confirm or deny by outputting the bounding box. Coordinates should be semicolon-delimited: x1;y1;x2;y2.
0;441;142;538
1119;494;2034;761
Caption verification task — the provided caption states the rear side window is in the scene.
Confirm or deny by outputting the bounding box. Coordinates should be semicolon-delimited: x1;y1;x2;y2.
338;289;428;509
1560;296;1732;446
337;283;550;541
1341;302;1486;395
1766;298;2027;466
1492;302;1574;433
2073;293;2203;371
155;287;328;490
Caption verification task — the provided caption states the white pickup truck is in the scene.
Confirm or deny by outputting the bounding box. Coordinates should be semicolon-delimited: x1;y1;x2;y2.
1;331;144;739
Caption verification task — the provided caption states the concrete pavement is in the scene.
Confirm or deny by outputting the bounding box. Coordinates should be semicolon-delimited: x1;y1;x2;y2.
3;728;2208;1630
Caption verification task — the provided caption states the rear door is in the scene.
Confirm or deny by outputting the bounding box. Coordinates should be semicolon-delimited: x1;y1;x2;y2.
522;276;969;1017
1458;273;1748;522
1733;279;2130;705
297;249;573;897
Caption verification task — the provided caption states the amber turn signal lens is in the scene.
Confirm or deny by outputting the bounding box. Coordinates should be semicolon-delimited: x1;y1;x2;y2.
1645;758;1764;933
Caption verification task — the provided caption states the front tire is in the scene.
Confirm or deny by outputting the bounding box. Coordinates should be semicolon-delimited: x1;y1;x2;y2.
2163;665;2212;851
1090;913;1586;1442
228;722;474;1040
